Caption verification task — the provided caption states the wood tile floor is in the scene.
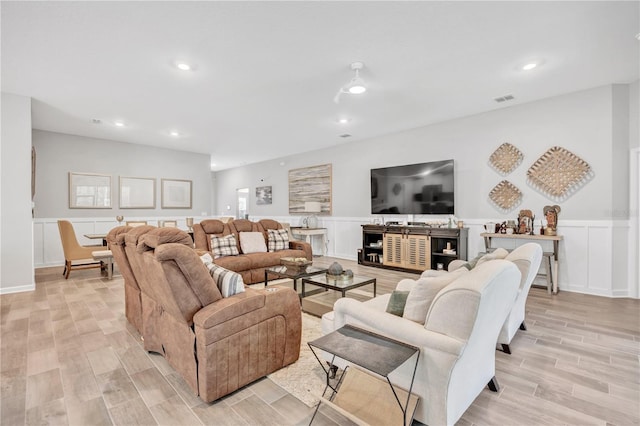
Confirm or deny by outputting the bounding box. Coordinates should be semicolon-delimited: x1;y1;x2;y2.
1;258;638;425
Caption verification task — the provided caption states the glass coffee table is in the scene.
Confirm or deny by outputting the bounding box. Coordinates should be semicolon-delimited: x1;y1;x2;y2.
301;273;376;298
264;265;328;292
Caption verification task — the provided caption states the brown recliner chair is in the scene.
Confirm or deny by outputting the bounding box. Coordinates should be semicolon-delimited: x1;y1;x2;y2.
106;225;142;333
138;227;302;401
123;225;166;354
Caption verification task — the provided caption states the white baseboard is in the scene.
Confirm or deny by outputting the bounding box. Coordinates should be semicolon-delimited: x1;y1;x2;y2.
0;284;36;295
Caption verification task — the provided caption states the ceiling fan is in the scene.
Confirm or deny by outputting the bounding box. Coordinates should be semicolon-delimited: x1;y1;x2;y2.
333;62;367;104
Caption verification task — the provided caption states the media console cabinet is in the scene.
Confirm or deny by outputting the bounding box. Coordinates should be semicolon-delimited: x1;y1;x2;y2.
359;224;468;273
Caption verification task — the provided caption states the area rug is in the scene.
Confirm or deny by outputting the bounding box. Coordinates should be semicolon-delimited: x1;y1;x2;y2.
267;312;327;407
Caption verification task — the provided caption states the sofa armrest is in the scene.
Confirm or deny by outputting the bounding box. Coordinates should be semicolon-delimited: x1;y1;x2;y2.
193;290;265;329
193;286;301;347
333;298;465;356
289;240;312;260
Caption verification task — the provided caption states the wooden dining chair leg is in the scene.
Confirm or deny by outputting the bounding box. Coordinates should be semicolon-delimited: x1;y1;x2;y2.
65;261;72;279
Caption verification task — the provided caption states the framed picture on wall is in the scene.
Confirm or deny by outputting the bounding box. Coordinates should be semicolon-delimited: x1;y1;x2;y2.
256;186;272;205
119;176;156;208
69;172;112;208
161;178;192;208
288;164;332;214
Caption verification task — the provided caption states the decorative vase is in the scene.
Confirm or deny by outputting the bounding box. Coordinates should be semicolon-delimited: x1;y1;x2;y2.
327;262;344;276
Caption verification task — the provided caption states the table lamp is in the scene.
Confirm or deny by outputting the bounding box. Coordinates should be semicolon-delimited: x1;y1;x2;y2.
304;201;321;228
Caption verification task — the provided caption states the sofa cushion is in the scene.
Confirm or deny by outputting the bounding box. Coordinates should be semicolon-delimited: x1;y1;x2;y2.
386;290;410;317
239;231;267;254
403;273;464;324
461;247;509;270
267;229;289;252
211;234;239;259
214;254;253;272
200;253;245;297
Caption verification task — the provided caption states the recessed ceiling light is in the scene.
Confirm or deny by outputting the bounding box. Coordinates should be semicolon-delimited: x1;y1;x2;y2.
170;131;180;137
176;62;192;71
338;118;350;124
636;33;640;41
114;121;125;127
522;62;538;71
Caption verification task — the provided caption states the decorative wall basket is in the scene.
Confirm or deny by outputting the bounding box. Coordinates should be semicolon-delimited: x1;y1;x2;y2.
489;143;523;175
489;180;523;212
527;146;593;201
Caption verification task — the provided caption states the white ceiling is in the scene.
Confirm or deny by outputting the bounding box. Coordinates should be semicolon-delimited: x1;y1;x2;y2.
2;1;638;171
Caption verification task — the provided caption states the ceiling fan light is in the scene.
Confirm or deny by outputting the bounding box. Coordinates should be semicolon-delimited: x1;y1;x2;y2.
348;83;367;94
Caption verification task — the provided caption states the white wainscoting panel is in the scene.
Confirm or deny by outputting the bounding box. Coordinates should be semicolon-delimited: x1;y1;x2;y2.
34;216;635;298
586;226;613;293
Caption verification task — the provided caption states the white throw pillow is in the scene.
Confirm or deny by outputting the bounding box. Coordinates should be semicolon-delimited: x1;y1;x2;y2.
475;247;509;267
239;232;267;254
403;272;467;324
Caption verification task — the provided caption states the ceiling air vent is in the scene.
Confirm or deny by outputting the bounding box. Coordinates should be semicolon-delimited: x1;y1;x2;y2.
494;94;515;103
339;134;352;138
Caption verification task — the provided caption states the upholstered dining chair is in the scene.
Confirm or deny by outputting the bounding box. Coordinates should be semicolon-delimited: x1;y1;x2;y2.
125;220;148;227
57;220;103;279
159;220;177;227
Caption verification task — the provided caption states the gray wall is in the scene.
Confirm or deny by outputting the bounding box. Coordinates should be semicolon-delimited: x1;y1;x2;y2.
1;93;34;291
33;130;212;219
216;84;631;222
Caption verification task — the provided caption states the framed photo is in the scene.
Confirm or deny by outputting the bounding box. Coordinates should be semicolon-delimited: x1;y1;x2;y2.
256;185;272;205
119;176;156;209
161;178;192;209
69;172;112;209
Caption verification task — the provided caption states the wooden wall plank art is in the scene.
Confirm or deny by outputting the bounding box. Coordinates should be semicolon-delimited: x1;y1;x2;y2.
288;164;332;214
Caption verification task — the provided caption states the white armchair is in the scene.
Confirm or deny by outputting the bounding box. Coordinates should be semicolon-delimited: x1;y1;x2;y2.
495;243;543;353
322;260;521;426
421;243;543;354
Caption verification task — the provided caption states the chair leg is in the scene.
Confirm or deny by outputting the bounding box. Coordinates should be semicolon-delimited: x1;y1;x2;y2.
501;343;511;354
65;261;71;279
62;263;67;276
487;376;500;392
520;321;527;331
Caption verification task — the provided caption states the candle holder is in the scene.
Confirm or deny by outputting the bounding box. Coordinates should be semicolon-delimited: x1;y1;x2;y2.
116;215;124;225
186;217;194;232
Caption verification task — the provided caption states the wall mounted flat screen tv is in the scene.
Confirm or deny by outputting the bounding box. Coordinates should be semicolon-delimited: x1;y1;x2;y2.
371;159;454;215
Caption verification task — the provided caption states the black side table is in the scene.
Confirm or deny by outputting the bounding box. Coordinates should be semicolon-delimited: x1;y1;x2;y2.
308;324;420;426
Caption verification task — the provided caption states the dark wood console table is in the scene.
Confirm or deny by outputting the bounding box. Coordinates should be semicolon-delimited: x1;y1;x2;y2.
360;225;468;273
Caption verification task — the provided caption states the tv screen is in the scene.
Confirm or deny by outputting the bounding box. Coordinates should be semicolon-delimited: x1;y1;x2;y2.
371;160;454;215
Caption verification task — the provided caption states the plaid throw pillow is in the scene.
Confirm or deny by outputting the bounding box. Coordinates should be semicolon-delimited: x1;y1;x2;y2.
267;229;289;252
200;253;245;297
210;234;239;259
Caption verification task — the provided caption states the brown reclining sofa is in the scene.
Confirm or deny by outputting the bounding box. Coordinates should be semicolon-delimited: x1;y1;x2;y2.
193;218;312;284
107;226;302;402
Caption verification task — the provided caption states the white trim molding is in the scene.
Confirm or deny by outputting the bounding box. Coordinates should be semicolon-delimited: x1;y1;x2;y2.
34;215;637;298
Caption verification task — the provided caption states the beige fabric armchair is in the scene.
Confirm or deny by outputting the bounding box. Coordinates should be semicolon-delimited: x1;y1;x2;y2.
57;220;103;279
424;243;543;354
322;260;521;426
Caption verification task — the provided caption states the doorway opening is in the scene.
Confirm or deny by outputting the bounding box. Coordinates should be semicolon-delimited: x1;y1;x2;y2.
236;188;249;219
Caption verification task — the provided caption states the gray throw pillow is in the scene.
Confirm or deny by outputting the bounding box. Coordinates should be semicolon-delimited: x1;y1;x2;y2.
385;291;410;316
